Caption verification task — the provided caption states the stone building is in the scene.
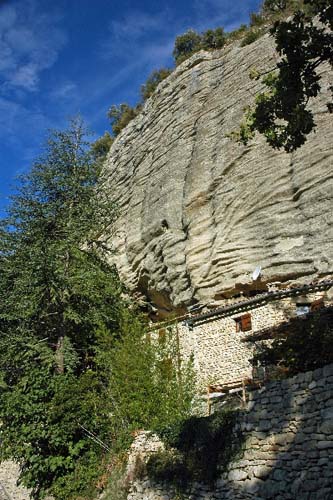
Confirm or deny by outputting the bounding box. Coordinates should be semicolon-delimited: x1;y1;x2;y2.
150;280;333;401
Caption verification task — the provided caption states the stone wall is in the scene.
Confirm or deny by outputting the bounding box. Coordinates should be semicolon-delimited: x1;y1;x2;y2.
171;293;327;388
127;364;333;500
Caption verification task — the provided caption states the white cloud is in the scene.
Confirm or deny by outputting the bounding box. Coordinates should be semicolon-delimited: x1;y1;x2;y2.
50;81;78;101
0;0;67;93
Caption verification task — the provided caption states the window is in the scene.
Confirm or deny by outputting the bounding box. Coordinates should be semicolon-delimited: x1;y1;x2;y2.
296;303;310;316
234;313;252;332
296;298;324;316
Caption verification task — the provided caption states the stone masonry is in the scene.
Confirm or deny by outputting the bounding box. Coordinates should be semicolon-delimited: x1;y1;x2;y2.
127;363;333;500
159;290;329;389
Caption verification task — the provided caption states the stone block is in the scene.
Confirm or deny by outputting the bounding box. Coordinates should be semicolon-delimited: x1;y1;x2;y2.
228;469;248;481
323;364;333;378
317;441;333;449
258;420;271;431
252;465;272;479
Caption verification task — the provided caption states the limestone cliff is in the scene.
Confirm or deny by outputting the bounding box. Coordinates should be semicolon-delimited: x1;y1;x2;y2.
103;33;333;316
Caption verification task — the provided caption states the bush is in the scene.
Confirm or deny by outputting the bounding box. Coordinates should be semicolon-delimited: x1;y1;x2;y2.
147;409;243;490
98;322;196;438
252;308;333;376
240;29;262;46
201;27;226;50
173;29;202;65
107;103;142;136
250;12;266;27
91;132;113;162
141;68;172;101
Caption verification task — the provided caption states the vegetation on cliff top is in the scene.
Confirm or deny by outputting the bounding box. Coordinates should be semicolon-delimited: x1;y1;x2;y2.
238;0;333;151
106;0;332;152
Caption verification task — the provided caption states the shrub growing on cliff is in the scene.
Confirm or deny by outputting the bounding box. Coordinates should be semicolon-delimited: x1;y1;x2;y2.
201;27;226;50
107;103;142;136
238;0;333;151
141;68;172;101
91;131;114;162
173;29;202;64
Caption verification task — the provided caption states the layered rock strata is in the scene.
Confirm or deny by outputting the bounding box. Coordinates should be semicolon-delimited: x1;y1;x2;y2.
103;34;333;315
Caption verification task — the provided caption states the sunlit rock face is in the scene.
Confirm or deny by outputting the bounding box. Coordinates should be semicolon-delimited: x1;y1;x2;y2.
103;33;333;316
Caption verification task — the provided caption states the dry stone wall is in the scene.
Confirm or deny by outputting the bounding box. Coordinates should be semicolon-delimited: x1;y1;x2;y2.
127;364;333;500
103;33;333;315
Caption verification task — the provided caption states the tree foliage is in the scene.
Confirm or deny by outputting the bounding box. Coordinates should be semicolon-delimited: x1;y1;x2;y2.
107;103;142;136
173;27;226;65
238;0;333;152
0;119;123;498
173;29;202;65
252;308;333;376
201;27;226;51
0;119;194;499
91;131;114;162
140;68;172;102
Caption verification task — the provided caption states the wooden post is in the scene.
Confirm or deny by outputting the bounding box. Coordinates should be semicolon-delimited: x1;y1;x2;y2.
242;379;246;407
207;386;211;416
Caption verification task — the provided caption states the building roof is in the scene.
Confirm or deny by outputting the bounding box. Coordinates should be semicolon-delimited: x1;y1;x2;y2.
185;280;333;329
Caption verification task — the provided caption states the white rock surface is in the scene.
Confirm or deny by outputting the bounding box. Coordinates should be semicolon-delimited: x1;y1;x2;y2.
103;35;333;315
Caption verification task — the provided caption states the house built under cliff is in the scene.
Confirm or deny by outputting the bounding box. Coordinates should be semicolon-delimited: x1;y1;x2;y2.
150;280;333;401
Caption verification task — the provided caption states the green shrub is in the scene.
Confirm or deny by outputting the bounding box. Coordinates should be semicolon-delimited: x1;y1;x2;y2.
91;132;114;162
173;29;202;65
147;409;244;490
99;323;196;437
240;29;262;46
250;12;266;27
252;308;333;376
141;68;172;101
107;103;142;136
201;27;226;50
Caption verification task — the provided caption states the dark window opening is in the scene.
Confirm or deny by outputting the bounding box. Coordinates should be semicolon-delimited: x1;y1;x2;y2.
234;313;252;332
296;298;325;316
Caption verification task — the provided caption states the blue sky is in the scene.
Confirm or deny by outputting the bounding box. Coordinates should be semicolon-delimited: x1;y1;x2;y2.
0;0;261;216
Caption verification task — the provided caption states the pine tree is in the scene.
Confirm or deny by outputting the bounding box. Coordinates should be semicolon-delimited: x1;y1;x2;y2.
0;119;195;499
0;119;128;499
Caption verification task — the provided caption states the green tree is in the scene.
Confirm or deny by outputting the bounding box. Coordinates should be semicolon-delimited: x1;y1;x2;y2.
140;68;172;102
173;29;202;65
238;0;333;152
97;324;195;438
91;131;114;162
0;119;195;498
0;119;126;499
107;103;142;136
201;27;226;50
262;0;289;13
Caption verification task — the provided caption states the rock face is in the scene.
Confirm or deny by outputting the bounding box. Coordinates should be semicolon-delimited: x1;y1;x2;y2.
103;34;333;315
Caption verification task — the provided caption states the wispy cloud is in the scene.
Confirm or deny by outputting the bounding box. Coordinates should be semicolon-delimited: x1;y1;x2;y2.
50;81;78;101
102;8;174;66
0;0;67;93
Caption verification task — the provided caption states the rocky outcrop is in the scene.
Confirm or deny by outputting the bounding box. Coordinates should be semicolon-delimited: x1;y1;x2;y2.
103;33;333;316
0;462;31;500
